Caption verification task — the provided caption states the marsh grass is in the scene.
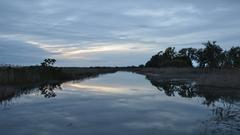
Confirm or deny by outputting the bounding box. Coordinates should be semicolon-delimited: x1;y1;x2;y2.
0;66;118;85
133;68;240;88
1;66;239;99
0;66;119;103
0;66;66;85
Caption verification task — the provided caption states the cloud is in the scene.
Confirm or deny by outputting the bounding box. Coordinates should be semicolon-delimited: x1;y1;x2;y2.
124;6;200;17
26;40;152;59
0;0;240;66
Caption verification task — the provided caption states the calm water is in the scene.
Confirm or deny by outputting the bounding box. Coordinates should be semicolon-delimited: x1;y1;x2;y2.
0;72;239;135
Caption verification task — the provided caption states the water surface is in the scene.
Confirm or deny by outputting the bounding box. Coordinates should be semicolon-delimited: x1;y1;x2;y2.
0;72;239;135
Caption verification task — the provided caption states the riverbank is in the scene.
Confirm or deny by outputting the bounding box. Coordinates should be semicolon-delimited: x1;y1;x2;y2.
1;67;240;103
0;67;119;102
0;66;119;85
131;68;240;89
1;66;240;88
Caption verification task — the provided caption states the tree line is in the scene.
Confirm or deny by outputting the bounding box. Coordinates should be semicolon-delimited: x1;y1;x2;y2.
145;41;240;68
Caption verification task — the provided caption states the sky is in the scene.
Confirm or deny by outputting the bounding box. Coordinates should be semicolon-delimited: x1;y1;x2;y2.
0;0;240;66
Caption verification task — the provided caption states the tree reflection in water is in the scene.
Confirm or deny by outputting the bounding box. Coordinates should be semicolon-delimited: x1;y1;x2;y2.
148;78;197;97
0;81;62;104
38;82;62;98
0;74;239;134
145;75;240;106
146;75;240;134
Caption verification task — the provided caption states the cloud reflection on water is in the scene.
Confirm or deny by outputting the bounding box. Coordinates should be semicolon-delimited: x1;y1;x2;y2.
0;72;239;135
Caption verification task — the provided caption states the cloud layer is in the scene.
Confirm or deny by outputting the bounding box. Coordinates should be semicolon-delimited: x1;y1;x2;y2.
0;0;240;66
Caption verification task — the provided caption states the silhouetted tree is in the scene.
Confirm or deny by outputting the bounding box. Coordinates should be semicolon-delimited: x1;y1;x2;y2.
218;51;228;67
145;41;239;68
146;47;193;68
41;58;56;67
172;56;193;67
178;48;198;60
195;48;207;68
178;48;197;67
227;46;240;67
138;64;145;68
163;47;176;60
202;41;223;68
145;51;164;67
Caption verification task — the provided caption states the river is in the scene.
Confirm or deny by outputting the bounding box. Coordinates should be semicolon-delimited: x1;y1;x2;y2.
0;72;239;135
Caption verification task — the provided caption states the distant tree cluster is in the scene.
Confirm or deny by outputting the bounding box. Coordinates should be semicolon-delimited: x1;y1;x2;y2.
41;58;56;67
145;41;240;68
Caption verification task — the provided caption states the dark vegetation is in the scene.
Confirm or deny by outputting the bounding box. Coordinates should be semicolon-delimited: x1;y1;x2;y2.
146;41;240;68
0;58;118;85
0;58;67;85
146;76;240;106
0;58;119;103
132;67;240;89
1;41;239;132
0;40;239;101
0;81;62;103
0;41;240;86
0;70;118;103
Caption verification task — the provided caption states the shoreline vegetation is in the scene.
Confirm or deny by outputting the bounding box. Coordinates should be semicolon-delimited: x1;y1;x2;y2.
0;41;240;101
1;65;240;88
133;68;240;89
0;66;119;85
1;66;240;105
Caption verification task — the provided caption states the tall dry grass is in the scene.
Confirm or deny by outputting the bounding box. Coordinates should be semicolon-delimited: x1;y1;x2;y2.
0;66;118;85
132;68;240;88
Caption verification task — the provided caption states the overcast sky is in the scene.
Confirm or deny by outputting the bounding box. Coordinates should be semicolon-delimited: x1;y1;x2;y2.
0;0;240;66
